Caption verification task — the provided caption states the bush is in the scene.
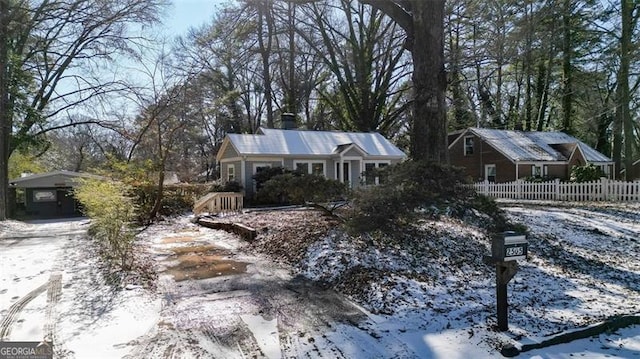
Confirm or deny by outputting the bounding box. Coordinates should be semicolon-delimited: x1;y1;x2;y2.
74;179;137;271
252;166;293;193
346;160;520;234
570;163;605;182
347;160;475;233
257;172;347;205
209;180;243;193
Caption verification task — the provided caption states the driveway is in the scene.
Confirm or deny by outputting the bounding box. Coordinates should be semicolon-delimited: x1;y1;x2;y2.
0;218;160;358
125;218;372;358
0;218;375;358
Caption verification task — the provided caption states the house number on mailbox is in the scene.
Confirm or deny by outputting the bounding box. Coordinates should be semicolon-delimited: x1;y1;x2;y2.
485;232;529;332
505;246;524;257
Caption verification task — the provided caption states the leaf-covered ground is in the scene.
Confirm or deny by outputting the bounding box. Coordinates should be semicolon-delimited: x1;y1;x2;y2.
219;201;640;353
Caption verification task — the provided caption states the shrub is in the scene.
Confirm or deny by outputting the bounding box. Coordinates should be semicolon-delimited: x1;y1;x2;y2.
209;180;243;193
252;166;293;193
347;160;475;233
74;178;137;271
257;172;347;205
570;163;605;182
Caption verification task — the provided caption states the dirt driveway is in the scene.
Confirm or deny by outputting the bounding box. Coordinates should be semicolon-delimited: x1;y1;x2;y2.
125;218;372;358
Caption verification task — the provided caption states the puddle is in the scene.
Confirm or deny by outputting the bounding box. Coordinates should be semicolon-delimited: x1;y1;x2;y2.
163;245;248;281
161;236;197;244
171;245;228;256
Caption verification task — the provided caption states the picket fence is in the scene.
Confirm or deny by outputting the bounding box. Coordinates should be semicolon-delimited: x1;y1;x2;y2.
473;178;640;202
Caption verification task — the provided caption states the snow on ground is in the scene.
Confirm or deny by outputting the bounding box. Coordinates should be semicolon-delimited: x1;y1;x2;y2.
0;218;160;358
1;201;639;358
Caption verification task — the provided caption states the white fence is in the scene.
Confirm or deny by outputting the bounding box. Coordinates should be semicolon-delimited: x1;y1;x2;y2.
473;178;640;202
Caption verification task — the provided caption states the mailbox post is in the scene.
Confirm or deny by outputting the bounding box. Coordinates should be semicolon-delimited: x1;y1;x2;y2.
488;231;528;331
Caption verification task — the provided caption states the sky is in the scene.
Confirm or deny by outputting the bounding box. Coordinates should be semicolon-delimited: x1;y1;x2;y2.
161;0;226;37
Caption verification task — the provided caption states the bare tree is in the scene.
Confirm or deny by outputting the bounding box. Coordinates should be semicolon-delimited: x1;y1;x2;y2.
360;0;448;162
0;0;166;220
299;0;411;135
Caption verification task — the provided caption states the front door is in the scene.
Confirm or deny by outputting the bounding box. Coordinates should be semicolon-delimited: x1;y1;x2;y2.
485;164;496;182
336;162;350;185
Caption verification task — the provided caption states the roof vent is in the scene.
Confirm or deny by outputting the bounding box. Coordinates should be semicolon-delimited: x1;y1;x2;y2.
281;113;297;130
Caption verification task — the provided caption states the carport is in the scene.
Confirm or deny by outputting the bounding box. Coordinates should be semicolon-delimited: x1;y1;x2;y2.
9;170;105;218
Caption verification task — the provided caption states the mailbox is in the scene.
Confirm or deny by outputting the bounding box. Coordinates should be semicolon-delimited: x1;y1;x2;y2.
492;231;527;261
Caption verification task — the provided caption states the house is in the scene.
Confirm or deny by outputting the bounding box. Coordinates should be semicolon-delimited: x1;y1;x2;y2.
215;127;406;197
449;128;614;182
9;170;105;218
622;159;640;180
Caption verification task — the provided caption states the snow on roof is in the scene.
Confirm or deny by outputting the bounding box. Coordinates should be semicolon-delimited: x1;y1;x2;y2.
9;170;105;186
227;128;406;158
527;131;612;163
469;128;612;163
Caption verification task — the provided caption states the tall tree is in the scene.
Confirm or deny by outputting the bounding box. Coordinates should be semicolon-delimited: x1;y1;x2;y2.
361;0;448;162
299;0;411;134
0;0;11;219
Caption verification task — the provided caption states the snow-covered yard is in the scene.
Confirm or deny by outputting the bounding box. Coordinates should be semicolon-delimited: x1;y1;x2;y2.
0;201;639;358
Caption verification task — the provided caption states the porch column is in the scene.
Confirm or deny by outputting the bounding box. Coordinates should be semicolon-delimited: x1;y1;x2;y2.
339;157;344;183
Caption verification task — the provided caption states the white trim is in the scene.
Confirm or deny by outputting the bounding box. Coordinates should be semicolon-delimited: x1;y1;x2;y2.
335;143;368;157
448;128;472;149
245;156;285;162
293;160;326;176
227;164;236;182
219;157;242;163
464;136;474;156
336;161;351;183
363;160;391;185
485;164;497;182
240;159;246;186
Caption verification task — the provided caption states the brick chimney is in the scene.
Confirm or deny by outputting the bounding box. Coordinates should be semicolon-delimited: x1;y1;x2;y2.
281;113;297;130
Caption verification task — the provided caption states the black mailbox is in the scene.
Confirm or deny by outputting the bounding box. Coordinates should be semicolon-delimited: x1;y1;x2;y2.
492;231;527;261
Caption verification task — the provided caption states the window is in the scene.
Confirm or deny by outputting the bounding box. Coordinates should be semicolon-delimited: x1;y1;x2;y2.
464;136;474;155
485;164;496;182
33;190;56;202
227;165;235;182
311;163;324;176
363;161;390;185
294;161;325;176
295;162;309;173
531;164;543;177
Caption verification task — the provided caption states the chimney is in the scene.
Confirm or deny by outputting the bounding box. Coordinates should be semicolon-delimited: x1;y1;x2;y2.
281;113;297;130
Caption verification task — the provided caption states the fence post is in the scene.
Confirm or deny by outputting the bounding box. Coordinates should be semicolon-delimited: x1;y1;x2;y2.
600;177;607;201
554;178;560;201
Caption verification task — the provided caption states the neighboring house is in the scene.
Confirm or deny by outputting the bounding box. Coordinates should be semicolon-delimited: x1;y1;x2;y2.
622;159;640;180
449;128;614;182
216;127;406;197
9;170;105;218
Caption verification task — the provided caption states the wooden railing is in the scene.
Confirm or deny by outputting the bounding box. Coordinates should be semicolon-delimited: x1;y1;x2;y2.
473;178;640;202
193;192;244;215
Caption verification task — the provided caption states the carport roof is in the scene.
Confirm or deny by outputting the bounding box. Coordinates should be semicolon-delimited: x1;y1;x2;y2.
9;170;106;188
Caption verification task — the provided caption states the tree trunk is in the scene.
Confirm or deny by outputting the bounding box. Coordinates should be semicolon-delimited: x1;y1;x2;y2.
410;1;447;162
561;0;573;135
0;0;10;220
257;1;274;128
620;0;633;180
